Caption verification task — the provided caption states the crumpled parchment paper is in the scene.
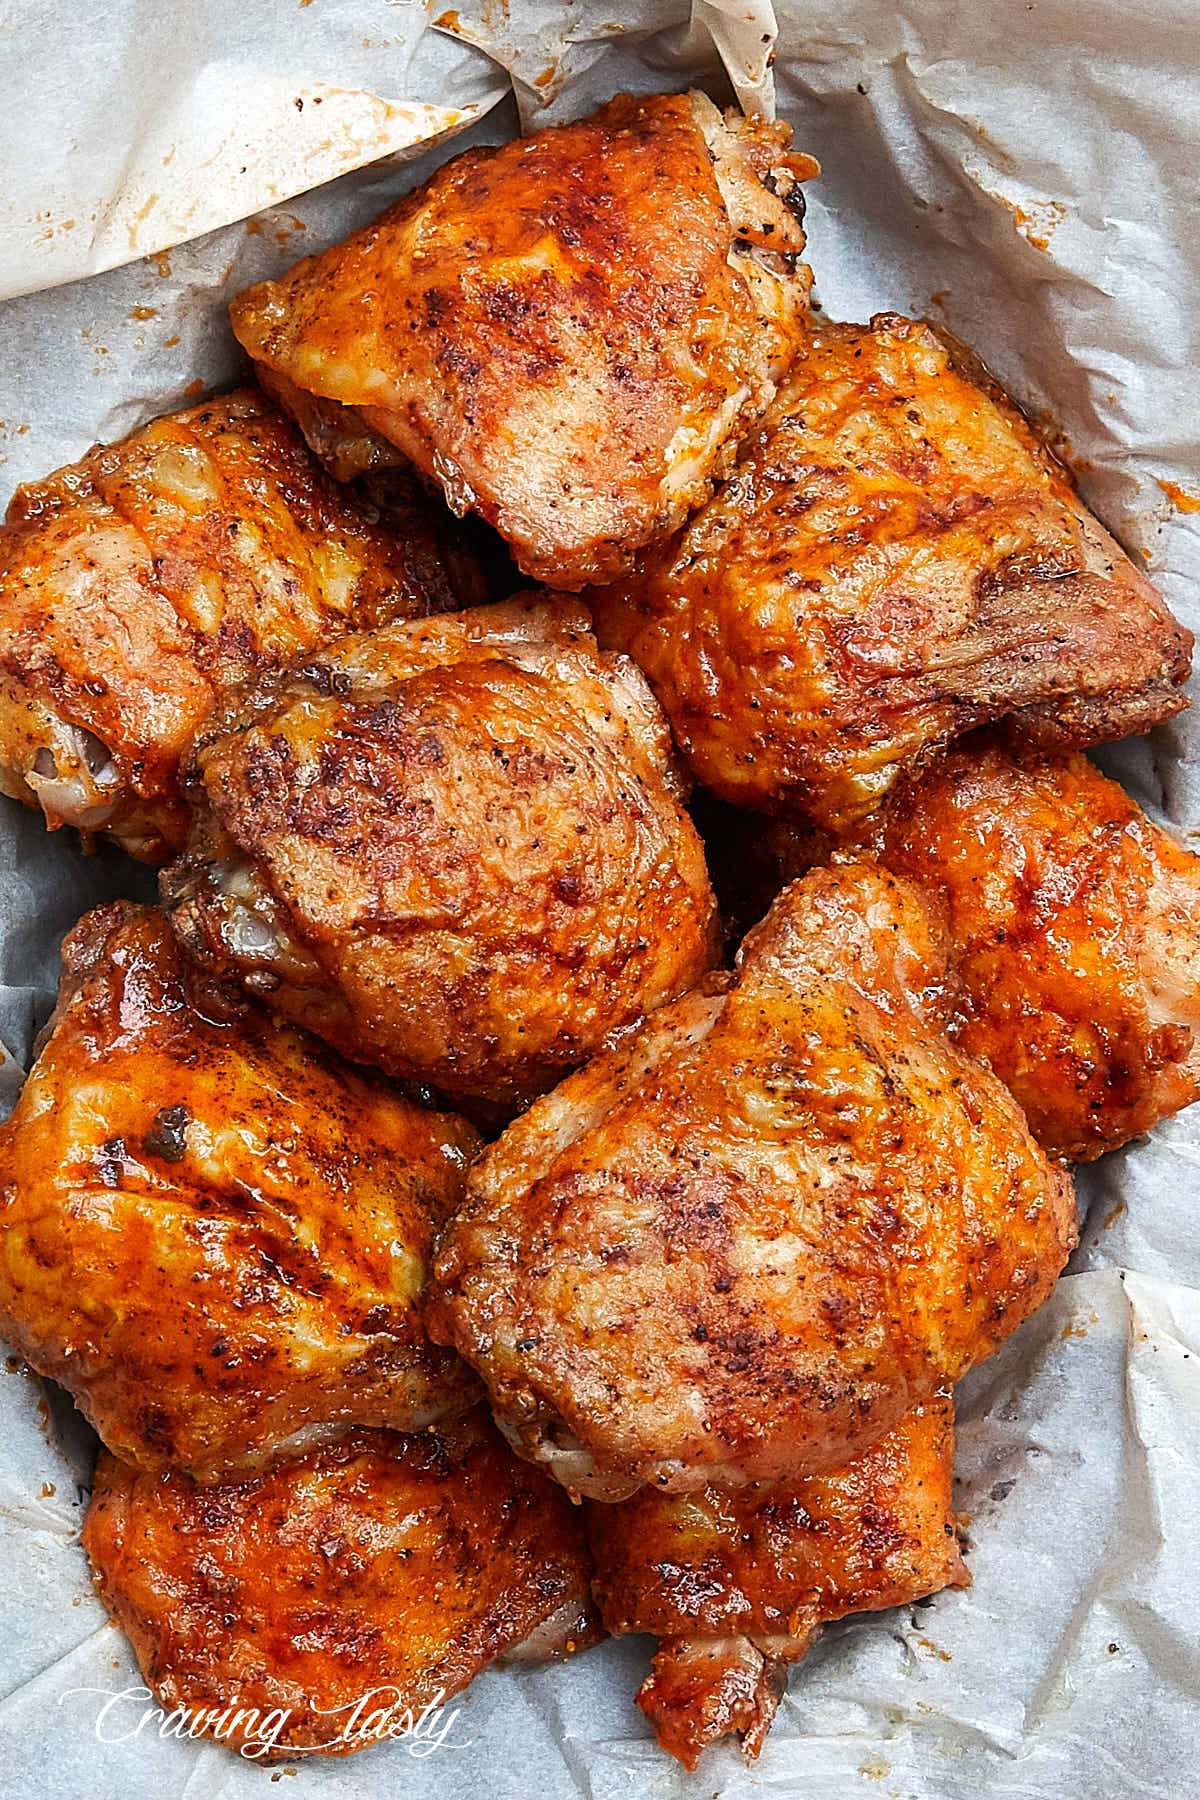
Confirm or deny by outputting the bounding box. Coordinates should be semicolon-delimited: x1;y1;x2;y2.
1;3;1198;1795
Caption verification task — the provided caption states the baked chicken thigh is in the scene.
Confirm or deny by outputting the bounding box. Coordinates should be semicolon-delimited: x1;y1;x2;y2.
162;598;718;1113
591;313;1192;833
877;739;1200;1160
430;866;1076;1500
588;1393;965;1768
0;904;478;1479
84;1408;600;1759
230;91;817;589
0;389;482;860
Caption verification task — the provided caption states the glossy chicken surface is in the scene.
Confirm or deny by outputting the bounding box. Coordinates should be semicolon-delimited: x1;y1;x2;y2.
0;389;483;860
430;866;1076;1500
591;313;1192;834
230;92;817;589
589;1394;965;1769
162;598;719;1113
83;1408;601;1759
876;739;1200;1160
0;904;479;1479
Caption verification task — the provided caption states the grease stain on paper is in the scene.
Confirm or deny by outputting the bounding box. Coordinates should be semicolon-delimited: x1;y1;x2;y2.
1158;478;1200;513
1006;197;1065;251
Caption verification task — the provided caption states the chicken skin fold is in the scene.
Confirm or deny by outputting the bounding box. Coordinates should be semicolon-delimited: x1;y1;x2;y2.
0;904;479;1480
0;388;485;861
230;91;817;590
83;1408;602;1760
588;1393;965;1769
429;866;1076;1500
161;597;719;1113
875;739;1200;1160
591;313;1192;834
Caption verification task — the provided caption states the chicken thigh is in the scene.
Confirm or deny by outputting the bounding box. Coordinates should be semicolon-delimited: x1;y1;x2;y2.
230;91;816;589
430;866;1076;1500
590;313;1192;833
162;598;718;1113
876;738;1200;1159
0;904;478;1479
83;1408;600;1759
0;389;482;859
588;1393;965;1768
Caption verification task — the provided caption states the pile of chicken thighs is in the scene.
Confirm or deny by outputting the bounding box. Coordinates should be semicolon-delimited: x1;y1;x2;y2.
1;89;1197;1770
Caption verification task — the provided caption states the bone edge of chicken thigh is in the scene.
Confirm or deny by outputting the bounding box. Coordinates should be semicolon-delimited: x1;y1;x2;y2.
231;92;817;589
651;92;818;520
638;1634;802;1771
429;867;1076;1501
919;320;1192;748
500;1592;603;1663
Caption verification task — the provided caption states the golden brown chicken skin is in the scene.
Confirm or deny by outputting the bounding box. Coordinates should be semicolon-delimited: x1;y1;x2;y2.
874;739;1200;1160
0;903;479;1480
161;598;719;1114
0;389;483;860
430;866;1076;1501
590;313;1192;834
230;92;817;590
589;1393;965;1769
83;1408;602;1760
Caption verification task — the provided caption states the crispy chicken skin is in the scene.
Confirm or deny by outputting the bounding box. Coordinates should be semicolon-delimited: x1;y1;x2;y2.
875;739;1200;1160
590;313;1192;834
589;1394;965;1769
0;904;479;1480
230;92;817;590
83;1408;602;1760
161;598;719;1112
429;866;1076;1500
0;389;483;860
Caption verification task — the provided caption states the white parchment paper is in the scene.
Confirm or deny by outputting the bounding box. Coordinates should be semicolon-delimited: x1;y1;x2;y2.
1;4;1199;1795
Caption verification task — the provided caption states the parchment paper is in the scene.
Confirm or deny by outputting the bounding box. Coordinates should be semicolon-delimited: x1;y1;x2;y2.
2;4;1199;1795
